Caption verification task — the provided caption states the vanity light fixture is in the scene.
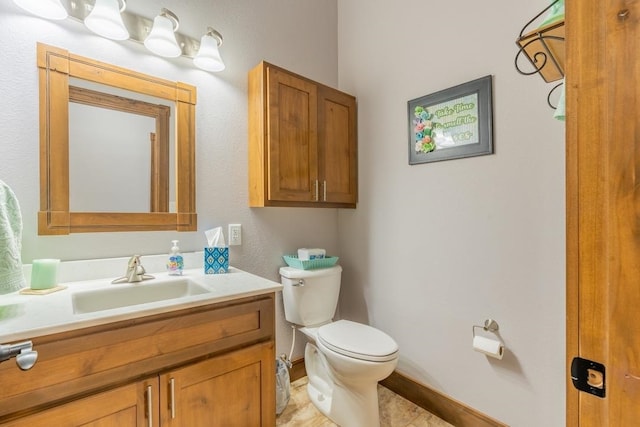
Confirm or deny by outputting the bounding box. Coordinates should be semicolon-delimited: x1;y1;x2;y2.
193;27;225;72
84;0;129;41
12;0;67;20
13;1;226;73
144;8;181;58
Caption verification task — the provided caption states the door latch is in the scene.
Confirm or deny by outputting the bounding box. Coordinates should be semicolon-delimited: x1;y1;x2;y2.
0;341;38;370
571;357;605;398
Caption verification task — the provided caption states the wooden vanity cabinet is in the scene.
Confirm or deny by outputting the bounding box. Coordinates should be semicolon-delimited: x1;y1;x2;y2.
161;343;272;426
248;61;358;208
5;377;158;426
0;294;276;427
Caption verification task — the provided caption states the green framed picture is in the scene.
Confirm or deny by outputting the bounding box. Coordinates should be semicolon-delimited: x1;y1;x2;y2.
408;75;493;165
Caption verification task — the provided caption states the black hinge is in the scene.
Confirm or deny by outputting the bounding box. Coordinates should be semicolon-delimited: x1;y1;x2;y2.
571;357;606;398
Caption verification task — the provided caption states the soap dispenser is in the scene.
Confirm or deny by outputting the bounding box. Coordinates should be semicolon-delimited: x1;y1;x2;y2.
167;240;184;276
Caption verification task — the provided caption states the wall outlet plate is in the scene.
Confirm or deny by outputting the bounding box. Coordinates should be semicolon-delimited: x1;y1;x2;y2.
228;224;242;246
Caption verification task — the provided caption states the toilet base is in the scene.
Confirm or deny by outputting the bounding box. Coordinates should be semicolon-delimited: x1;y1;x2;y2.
307;380;381;427
305;343;383;427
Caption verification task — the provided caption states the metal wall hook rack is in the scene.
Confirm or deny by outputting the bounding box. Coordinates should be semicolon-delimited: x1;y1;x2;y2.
547;81;564;110
514;0;565;109
472;319;500;338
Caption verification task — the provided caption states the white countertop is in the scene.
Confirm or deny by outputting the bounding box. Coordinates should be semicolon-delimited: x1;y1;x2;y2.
0;266;282;342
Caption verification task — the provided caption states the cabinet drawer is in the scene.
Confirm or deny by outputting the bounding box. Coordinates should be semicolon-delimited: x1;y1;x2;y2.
0;294;274;420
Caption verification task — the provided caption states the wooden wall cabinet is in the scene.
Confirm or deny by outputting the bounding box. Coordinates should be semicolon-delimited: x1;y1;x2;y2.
0;295;276;426
248;61;358;208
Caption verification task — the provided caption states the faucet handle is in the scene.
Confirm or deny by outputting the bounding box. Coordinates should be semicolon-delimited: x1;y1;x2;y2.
127;255;143;271
126;255;146;282
112;255;155;284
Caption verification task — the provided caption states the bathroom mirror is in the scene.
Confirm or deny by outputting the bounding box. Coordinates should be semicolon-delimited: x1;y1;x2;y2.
37;43;197;234
68;82;173;213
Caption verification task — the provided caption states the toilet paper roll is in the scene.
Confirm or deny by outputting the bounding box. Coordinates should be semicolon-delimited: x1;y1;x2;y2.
473;335;504;360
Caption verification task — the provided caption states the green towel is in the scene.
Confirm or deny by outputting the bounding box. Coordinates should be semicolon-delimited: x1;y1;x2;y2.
554;79;566;121
0;179;26;294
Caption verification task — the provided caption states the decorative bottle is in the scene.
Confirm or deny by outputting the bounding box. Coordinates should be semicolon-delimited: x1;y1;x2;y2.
167;240;184;276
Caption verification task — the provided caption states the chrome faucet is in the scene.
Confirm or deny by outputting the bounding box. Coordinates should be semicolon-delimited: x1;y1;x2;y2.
112;255;155;284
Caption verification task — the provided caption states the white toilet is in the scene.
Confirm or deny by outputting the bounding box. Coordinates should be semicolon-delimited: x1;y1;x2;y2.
280;265;399;427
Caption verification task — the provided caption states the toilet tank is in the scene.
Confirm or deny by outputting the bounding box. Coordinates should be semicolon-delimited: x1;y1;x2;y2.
280;265;342;327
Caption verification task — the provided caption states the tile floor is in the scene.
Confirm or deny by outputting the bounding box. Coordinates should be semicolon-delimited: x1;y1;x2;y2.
276;377;455;427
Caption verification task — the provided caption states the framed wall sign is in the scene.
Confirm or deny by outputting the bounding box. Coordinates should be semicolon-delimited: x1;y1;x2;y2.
408;75;493;165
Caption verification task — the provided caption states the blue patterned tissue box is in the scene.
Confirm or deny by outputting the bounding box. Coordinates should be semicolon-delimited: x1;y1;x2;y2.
204;247;229;274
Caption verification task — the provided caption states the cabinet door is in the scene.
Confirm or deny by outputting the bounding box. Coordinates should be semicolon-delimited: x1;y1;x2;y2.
318;86;358;205
4;378;159;427
267;66;319;203
160;342;275;427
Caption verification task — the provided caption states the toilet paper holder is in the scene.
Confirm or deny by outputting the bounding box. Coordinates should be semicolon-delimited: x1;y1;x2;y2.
472;319;499;337
472;319;505;360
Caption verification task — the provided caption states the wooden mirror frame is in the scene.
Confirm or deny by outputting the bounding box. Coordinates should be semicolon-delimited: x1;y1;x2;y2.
37;43;197;234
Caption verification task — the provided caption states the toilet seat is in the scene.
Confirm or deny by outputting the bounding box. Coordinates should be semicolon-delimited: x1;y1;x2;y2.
317;320;398;362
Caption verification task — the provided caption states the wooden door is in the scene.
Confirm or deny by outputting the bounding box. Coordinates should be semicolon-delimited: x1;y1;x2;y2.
318;86;358;205
566;1;640;425
267;66;319;203
160;342;275;427
4;378;159;427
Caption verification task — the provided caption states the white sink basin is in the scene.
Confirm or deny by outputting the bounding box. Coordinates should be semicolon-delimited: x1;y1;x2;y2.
71;279;210;314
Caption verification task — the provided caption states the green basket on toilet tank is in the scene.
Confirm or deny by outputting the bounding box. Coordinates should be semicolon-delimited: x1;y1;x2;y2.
282;255;339;270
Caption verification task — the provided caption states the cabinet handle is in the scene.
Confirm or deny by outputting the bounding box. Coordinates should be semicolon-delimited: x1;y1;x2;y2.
146;385;153;427
315;180;319;201
323;180;327;201
170;377;176;419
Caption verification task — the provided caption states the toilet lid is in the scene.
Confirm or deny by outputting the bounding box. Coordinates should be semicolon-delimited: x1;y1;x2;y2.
317;320;399;362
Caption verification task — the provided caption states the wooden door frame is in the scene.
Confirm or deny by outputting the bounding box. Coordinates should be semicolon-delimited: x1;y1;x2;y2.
566;1;640;425
565;1;596;425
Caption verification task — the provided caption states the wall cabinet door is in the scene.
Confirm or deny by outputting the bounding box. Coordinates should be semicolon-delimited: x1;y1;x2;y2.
266;66;319;203
249;61;357;208
318;85;357;205
5;377;159;427
160;342;275;427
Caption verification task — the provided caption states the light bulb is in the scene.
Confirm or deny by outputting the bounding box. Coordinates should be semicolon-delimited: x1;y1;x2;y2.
84;0;129;41
193;29;225;72
13;0;67;20
144;9;181;58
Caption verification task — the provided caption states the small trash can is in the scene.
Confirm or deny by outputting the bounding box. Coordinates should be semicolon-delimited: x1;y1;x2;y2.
275;355;292;415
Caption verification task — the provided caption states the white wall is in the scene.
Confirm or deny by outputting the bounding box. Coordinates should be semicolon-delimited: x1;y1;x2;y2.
0;0;339;363
336;1;566;426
